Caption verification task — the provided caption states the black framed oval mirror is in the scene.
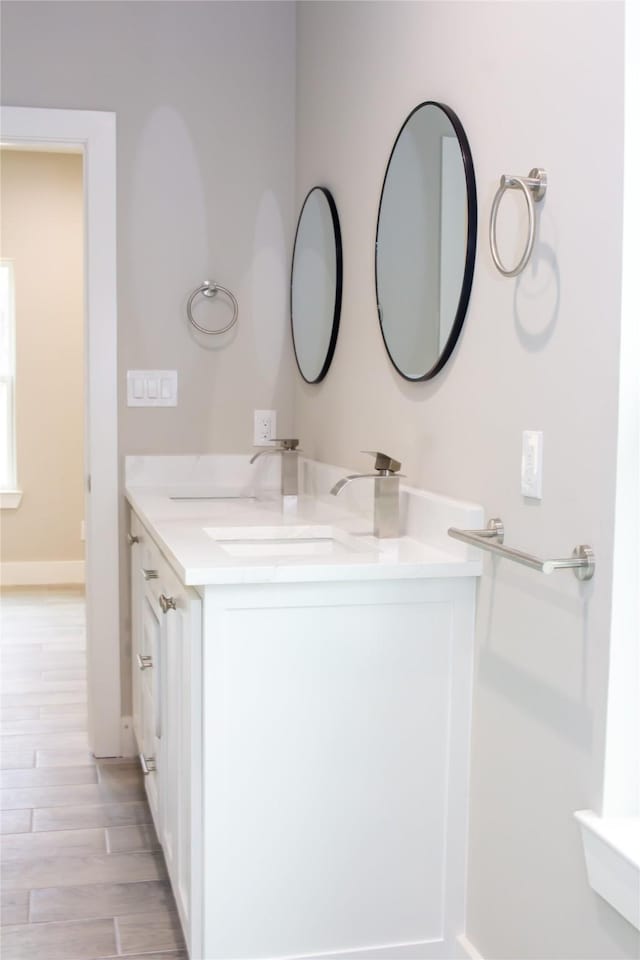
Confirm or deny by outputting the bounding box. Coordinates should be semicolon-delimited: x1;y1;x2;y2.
291;186;342;383
375;101;477;381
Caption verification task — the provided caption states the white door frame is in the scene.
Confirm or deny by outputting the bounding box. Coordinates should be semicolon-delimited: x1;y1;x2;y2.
1;106;121;757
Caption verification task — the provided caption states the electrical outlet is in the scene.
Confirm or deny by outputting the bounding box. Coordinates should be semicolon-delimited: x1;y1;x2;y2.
253;409;276;446
521;430;543;499
80;520;86;542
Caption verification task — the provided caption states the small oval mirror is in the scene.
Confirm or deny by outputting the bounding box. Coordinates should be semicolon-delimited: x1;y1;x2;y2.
375;102;477;381
291;186;342;383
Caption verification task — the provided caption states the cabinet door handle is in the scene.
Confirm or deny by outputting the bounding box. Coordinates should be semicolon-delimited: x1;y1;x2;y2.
159;594;177;614
136;653;152;671
142;569;159;580
127;533;140;545
139;752;156;776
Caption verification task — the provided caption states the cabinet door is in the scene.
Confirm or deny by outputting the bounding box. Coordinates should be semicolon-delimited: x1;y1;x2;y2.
140;586;162;832
129;514;143;750
157;565;202;956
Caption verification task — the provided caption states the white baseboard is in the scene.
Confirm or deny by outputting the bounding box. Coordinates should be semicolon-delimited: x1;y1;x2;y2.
455;934;484;960
295;941;445;959
0;560;85;586
120;716;136;758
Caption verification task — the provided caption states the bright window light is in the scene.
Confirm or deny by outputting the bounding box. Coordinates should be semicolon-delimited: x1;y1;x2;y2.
0;260;17;491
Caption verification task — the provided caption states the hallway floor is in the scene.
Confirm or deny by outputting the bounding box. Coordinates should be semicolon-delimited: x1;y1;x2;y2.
0;587;187;960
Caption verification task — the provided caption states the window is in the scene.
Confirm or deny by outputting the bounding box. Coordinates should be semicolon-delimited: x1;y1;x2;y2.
0;260;19;502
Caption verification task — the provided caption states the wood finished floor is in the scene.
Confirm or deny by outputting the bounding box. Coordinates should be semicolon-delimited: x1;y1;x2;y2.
0;587;187;960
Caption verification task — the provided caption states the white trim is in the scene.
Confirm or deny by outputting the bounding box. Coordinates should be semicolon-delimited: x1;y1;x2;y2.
0;560;85;586
0;106;121;758
290;940;446;959
575;811;640;931
602;0;640;822
454;934;484;960
0;261;17;491
575;2;640;927
0;489;22;509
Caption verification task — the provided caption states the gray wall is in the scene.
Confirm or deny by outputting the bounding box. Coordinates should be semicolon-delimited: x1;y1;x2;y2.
1;0;296;710
294;2;637;959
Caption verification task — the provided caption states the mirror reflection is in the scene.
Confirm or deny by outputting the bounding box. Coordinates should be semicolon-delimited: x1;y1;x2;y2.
291;186;342;384
375;101;477;381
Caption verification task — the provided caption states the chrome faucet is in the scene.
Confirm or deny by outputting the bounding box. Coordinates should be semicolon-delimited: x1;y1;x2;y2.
250;438;301;497
330;452;405;538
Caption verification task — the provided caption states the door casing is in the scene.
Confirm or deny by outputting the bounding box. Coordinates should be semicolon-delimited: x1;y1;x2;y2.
1;106;121;756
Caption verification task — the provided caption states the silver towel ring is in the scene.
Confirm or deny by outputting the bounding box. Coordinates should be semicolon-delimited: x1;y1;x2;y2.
187;280;239;335
489;168;547;277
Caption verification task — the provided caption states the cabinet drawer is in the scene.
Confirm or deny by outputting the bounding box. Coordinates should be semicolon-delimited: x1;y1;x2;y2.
135;528;164;600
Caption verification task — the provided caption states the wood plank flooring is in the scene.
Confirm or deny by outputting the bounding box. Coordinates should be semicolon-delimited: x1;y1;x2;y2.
0;587;187;960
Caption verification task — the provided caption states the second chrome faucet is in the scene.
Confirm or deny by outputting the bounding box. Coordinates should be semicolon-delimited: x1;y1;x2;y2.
250;438;300;497
330;452;404;538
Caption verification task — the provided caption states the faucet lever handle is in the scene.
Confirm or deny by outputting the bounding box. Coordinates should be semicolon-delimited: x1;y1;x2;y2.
272;438;300;451
361;451;402;474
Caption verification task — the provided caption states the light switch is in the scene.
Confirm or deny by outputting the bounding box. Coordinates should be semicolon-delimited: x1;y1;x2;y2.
521;430;543;499
146;378;158;399
127;370;178;407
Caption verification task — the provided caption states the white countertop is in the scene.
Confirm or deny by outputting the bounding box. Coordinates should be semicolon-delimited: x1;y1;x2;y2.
125;457;483;586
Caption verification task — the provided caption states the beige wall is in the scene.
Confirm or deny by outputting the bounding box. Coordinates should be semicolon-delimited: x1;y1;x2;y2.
295;2;636;959
0;149;84;563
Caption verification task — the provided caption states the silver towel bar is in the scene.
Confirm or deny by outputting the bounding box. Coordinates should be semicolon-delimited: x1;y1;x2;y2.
448;518;595;581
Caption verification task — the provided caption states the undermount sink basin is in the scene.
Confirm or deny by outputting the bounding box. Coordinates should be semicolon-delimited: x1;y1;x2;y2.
203;525;378;560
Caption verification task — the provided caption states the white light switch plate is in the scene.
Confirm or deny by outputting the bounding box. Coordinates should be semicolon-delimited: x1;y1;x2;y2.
521;430;543;499
127;370;177;407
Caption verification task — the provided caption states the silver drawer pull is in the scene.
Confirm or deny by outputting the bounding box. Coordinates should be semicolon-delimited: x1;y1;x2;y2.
127;533;140;545
136;653;152;671
159;594;177;614
142;568;159;580
139;752;156;776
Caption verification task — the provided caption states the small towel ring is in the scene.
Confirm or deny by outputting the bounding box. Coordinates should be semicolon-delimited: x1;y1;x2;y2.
187;280;239;335
489;167;547;277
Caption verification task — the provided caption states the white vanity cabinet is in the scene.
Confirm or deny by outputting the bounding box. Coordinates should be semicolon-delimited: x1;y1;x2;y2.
126;463;482;960
129;513;202;955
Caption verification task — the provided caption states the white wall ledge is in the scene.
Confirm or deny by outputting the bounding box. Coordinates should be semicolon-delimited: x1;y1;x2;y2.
575;810;640;930
1;489;22;509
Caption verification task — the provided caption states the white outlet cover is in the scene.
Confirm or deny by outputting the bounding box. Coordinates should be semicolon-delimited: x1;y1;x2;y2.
253;409;277;446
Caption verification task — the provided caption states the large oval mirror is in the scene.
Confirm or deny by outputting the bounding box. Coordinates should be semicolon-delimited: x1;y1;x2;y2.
291;186;342;383
375;102;477;381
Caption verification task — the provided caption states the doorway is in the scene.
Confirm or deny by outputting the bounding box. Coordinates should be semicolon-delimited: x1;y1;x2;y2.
0;107;120;758
1;146;85;585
